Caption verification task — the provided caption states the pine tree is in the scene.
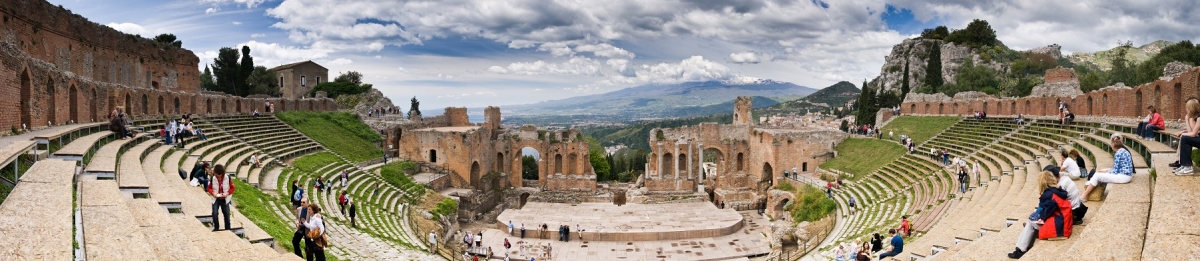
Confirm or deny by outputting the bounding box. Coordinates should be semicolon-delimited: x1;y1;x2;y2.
925;42;943;93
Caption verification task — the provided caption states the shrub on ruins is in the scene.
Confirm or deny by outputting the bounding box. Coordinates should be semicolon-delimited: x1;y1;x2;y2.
153;33;182;48
245;66;280;96
945;19;998;49
1133;40;1200;85
431;198;458;220
312;71;372;98
521;155;539;180
584;136;611;180
789;185;837;222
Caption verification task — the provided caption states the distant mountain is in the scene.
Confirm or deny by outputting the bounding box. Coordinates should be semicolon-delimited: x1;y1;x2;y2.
502;76;817;121
1070;40;1174;71
757;81;859;116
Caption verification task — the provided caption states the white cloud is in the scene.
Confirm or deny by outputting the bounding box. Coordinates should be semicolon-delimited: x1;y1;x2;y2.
437;91;497;99
327;58;353;65
397;67;408;72
250;33;266;38
205;7;219;14
232;21;242;25
232;41;331;68
437;74;455;80
575;43;635;59
729;51;763;64
105;22;148;35
489;57;603;76
633;56;730;83
374;55;383;59
201;0;266;9
606;59;629;72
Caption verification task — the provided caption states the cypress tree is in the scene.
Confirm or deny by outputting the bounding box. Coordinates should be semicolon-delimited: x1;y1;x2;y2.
925;42;944;93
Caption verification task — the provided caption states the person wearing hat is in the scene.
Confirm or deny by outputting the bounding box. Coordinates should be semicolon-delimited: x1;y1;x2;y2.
1044;165;1087;224
1083;134;1134;202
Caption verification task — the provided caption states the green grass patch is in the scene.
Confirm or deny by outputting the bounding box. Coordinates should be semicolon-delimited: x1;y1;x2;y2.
821;138;906;179
230;179;301;255
292;152;341;172
277;111;383;162
880;116;960;145
379;161;426;199
778;185;837;222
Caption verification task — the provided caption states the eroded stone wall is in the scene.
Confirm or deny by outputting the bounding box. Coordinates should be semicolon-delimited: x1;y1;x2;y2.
902;65;1200;122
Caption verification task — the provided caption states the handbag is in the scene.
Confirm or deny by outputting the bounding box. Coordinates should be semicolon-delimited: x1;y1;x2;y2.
307;227;328;248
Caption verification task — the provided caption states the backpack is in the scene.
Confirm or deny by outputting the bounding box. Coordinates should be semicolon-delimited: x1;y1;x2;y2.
294;189;304;202
1038;193;1074;240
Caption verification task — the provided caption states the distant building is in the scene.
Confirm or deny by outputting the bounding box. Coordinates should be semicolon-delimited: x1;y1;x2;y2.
269;60;329;99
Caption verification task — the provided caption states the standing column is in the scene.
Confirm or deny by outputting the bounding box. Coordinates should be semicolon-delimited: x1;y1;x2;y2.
687;141;693;180
656;142;663;178
697;142;704;181
673;141;680;179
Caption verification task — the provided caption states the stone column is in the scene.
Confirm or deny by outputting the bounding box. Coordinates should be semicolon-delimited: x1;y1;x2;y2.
697;141;704;181
687;141;693;180
656;141;663;178
673;141;680;179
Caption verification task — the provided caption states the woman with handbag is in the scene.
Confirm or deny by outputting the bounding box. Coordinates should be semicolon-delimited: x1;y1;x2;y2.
304;205;327;261
1008;170;1070;259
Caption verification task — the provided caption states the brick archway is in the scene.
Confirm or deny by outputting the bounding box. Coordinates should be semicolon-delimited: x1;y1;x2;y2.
20;69;33;128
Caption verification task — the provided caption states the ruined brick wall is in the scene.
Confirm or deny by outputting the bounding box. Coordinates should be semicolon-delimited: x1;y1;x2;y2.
394;109;598;192
733;96;753;125
901;67;1200;122
444;107;469;126
0;0;199;92
1044;67;1077;83
0;40;334;133
483;106;501;130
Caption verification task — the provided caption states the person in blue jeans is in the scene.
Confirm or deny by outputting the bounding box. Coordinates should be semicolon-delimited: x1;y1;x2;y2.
879;229;904;259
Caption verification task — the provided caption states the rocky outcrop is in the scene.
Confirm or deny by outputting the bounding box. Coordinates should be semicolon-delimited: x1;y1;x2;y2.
1162;61;1191;80
902;93;952;104
941;42;1007;85
872;38;939;93
1027;44;1063;59
953;91;996;100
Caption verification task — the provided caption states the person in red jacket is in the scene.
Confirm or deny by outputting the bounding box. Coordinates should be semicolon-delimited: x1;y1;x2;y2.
208;164;236;231
1138;105;1165;140
898;216;911;236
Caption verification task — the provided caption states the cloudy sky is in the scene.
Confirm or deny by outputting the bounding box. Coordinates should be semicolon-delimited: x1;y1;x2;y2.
55;0;1200;110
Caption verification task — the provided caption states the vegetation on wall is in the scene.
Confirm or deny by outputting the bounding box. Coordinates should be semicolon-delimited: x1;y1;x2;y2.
310;71;373;98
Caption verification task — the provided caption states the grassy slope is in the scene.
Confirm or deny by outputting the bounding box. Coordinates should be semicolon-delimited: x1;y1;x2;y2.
880;116;960;145
820;138;906;178
277;111;383;162
231;178;301;255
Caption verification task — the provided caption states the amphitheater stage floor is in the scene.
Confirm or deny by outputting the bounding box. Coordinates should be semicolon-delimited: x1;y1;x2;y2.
477;209;771;261
496;202;745;242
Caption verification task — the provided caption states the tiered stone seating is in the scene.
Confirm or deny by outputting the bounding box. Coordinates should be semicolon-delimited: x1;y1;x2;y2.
0;159;75;259
887;118;1156;260
205;115;324;162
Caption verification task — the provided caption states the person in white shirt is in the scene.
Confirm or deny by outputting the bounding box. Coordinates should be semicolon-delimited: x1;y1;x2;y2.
304;205;327;261
1059;150;1082;179
973;161;982;186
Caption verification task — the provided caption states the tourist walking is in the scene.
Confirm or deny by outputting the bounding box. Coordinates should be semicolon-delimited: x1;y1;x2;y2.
476;231;483;247
1083;134;1135;200
848;196;856;214
338;191;348;215
293;198;310;257
1007;170;1072;259
208;164;235;231
348;199;357;228
429;231;438;253
305;205;327;261
958;163;970;193
508;221;514;235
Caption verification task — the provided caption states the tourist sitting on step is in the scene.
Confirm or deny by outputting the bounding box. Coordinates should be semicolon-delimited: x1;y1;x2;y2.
857;241;871;261
1173;98;1200;175
898;216;911;236
1008;170;1073;259
1059;150;1082;180
208;164;235;232
1137;105;1165;140
1083;134;1135;201
1045;165;1087;224
877;229;904;259
1069;149;1092;179
870;233;883;252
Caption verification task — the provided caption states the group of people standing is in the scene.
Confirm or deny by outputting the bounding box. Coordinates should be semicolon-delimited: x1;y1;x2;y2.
162;114;207;147
291;197;328;261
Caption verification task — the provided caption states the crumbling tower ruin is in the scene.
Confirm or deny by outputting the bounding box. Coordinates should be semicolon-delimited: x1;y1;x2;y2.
733;96;753;125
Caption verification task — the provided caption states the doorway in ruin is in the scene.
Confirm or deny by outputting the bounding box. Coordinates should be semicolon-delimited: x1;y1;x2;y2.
206;99;212;114
19;70;32;128
762;162;774;183
677;153;687;175
47;77;56;125
774;199;790;216
662;153;674;177
553;154;563;174
520;147;541;184
141;94;148;116
69;84;79;123
174;97;180;114
429;149;438;163
736;153;744;172
703;148;723;179
125;93;132;115
221;99;228;114
519;192;531;208
495;152;505;174
158;96;164;115
236;99;242;113
1176;83;1184;119
470;161;481;189
567;153;578;175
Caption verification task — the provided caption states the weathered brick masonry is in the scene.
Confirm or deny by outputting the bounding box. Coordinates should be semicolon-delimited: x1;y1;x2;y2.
902;67;1200;121
0;0;335;133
